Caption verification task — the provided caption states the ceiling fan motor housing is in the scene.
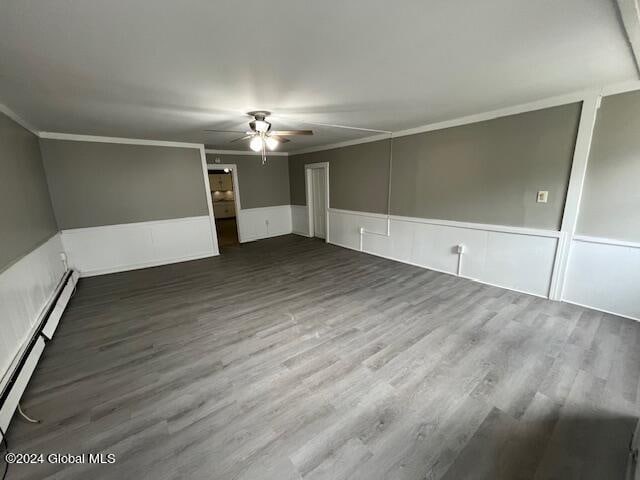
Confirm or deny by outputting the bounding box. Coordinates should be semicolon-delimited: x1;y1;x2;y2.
248;111;272;133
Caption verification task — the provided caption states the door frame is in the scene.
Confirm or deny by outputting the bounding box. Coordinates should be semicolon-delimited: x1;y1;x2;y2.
207;163;244;243
304;162;330;242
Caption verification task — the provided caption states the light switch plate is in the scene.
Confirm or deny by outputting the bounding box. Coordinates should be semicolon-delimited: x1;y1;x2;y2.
537;191;549;203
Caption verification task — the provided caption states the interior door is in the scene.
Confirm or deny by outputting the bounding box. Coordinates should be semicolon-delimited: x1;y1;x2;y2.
312;168;326;239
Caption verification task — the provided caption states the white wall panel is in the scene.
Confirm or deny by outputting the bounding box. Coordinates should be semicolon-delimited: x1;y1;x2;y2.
238;205;292;243
0;234;65;397
329;209;388;251
328;209;560;298
563;238;640;320
481;231;557;296
291;205;310;236
407;221;488;275
62;216;217;277
0;338;45;433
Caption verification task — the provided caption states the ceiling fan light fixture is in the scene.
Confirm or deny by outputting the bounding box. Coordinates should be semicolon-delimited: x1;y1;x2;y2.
249;136;264;152
253;120;270;133
265;136;279;150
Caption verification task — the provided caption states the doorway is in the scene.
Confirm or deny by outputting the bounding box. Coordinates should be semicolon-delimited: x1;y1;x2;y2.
305;162;330;241
208;166;241;249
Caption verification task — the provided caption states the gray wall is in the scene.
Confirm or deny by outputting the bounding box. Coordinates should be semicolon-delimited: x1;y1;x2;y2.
0;112;58;272
289;140;391;215
390;103;581;229
577;90;640;242
40;140;209;229
288;105;580;229
206;154;290;209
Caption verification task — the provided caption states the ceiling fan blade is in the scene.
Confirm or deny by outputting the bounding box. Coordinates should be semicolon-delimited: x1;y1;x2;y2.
229;135;253;143
204;129;247;133
270;135;291;143
270;130;313;136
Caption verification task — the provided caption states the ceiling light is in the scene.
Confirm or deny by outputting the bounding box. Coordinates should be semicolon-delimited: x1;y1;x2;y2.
249;136;264;152
254;120;269;133
223;168;230;173
265;136;279;151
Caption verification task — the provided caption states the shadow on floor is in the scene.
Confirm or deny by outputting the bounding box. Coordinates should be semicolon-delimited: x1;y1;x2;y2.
440;408;637;480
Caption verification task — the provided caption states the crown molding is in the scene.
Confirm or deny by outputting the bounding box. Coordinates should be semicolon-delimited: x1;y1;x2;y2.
288;90;593;156
616;0;640;75
204;149;288;156
289;133;391;156
289;80;640;156
601;79;640;96
39;132;202;149
391;90;592;139
0;104;40;136
7;79;640;156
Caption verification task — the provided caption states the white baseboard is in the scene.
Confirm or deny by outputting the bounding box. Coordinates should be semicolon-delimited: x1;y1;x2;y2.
237;205;293;243
327;208;559;298
563;237;640;321
61;216;217;277
327;239;356;251
562;299;640;323
78;252;216;278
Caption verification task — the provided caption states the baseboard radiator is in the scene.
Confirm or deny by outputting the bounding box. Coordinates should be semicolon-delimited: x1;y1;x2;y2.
0;269;78;434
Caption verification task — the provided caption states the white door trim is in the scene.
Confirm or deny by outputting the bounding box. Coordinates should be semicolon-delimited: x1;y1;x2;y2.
198;146;220;255
548;93;601;300
305;162;330;242
207;162;244;243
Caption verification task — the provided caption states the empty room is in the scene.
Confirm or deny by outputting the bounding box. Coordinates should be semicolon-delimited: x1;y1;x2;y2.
2;1;640;479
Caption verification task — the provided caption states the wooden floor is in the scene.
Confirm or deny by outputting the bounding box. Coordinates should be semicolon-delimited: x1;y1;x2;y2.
215;217;239;248
6;235;640;479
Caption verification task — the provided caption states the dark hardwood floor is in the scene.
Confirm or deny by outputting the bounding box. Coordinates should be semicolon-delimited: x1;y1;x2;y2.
5;235;640;479
215;217;239;249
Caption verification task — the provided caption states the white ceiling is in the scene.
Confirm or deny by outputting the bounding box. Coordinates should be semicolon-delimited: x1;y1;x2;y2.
0;0;637;152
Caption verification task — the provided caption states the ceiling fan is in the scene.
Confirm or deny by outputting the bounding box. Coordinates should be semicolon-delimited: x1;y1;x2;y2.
205;111;313;164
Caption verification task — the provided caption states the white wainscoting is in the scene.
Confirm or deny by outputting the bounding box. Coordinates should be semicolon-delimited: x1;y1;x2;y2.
327;208;561;298
0;234;74;432
291;205;310;236
0;270;79;433
0;234;66;385
563;236;640;321
237;205;293;243
61;216;217;277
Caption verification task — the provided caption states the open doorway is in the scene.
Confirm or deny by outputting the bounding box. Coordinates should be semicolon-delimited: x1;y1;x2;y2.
208;166;241;249
305;162;330;241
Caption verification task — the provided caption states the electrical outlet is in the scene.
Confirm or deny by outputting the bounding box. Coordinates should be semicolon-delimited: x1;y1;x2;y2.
537;191;549;203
